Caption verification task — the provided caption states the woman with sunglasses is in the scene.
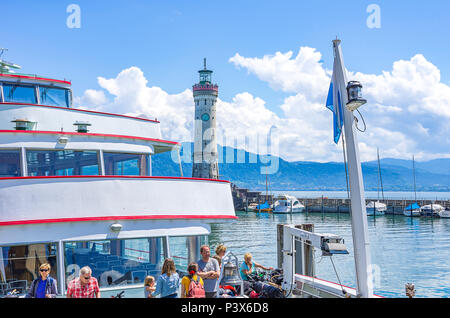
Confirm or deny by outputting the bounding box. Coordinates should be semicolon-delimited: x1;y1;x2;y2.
25;263;58;298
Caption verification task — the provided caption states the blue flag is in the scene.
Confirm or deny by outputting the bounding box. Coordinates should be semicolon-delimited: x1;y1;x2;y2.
326;69;344;144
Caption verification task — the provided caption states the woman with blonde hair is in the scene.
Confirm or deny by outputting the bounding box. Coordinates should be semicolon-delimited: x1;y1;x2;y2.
212;244;227;267
144;276;155;298
151;258;180;298
239;252;274;281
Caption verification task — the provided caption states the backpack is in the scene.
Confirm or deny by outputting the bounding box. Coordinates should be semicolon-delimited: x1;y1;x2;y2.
187;276;205;298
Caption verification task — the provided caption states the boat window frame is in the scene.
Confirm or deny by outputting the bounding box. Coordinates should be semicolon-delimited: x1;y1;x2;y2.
1;82;38;105
24;148;102;177
60;235;171;295
21;147;155;178
0;147;23;178
37;84;72;108
0;82;4;102
0;242;59;294
102;151;151;177
167;235;207;275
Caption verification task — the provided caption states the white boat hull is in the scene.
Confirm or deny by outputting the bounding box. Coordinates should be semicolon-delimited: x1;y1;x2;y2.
366;210;385;216
366;202;386;216
403;209;421;217
420;204;444;217
439;210;450;218
272;206;305;214
0;176;236;245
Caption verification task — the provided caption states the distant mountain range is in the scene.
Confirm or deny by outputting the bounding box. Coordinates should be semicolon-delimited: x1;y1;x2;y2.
152;143;450;192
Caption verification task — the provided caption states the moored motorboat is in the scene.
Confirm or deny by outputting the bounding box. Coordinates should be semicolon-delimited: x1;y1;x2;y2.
438;208;450;218
420;204;444;217
273;194;305;214
366;201;386;216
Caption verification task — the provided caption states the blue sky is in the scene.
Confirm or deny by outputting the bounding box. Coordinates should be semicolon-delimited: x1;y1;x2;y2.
2;1;450;162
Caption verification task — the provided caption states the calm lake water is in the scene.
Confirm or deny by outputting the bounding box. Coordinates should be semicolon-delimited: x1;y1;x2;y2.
209;210;450;298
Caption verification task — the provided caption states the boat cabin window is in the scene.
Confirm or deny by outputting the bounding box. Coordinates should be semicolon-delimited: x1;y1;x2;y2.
64;237;165;289
103;152;150;176
0;243;58;295
0;149;22;177
39;86;71;108
168;236;207;274
2;83;37;104
26;150;100;176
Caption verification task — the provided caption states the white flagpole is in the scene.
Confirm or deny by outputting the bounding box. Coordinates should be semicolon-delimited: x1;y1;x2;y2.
332;39;374;298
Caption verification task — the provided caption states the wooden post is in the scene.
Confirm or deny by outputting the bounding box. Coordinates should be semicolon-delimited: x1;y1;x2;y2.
277;224;285;269
321;195;324;217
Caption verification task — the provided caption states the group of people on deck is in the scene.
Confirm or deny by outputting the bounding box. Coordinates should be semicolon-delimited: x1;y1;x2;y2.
144;244;225;298
25;244;273;298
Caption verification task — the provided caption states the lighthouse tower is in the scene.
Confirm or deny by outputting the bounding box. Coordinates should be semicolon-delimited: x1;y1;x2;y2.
192;59;219;179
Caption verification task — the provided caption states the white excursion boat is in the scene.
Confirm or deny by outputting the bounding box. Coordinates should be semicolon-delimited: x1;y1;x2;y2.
0;58;236;297
366;201;386;216
420;204;445;217
403;203;421;217
273;194;305;214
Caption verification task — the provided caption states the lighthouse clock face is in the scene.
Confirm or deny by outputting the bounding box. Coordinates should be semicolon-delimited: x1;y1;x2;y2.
201;113;210;121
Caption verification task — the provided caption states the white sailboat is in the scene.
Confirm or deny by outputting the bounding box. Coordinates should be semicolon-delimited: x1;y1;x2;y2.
404;155;421;217
403;203;421;217
366;201;386;216
367;148;386;216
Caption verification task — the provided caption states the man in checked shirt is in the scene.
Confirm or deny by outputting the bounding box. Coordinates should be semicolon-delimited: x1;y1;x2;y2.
67;266;101;298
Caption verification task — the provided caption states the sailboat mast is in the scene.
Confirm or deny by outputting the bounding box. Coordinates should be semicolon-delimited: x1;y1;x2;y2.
333;39;374;298
412;155;417;202
265;173;268;202
377;148;384;201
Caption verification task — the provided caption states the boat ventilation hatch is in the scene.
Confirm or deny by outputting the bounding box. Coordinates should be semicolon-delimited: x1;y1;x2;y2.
74;121;91;133
11;119;35;131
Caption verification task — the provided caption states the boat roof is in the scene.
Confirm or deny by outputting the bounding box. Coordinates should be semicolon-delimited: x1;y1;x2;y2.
421;204;443;209
0;72;71;87
277;194;297;201
366;201;386;207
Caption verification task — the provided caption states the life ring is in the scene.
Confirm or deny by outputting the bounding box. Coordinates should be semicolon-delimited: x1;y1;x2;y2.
99;270;123;287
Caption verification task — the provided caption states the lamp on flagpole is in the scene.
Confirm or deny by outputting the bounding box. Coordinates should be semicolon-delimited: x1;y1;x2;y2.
346;81;367;112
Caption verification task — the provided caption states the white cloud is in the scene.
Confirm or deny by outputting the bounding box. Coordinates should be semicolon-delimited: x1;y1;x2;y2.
77;89;108;106
229;47;329;101
74;47;450;163
229;47;450;162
